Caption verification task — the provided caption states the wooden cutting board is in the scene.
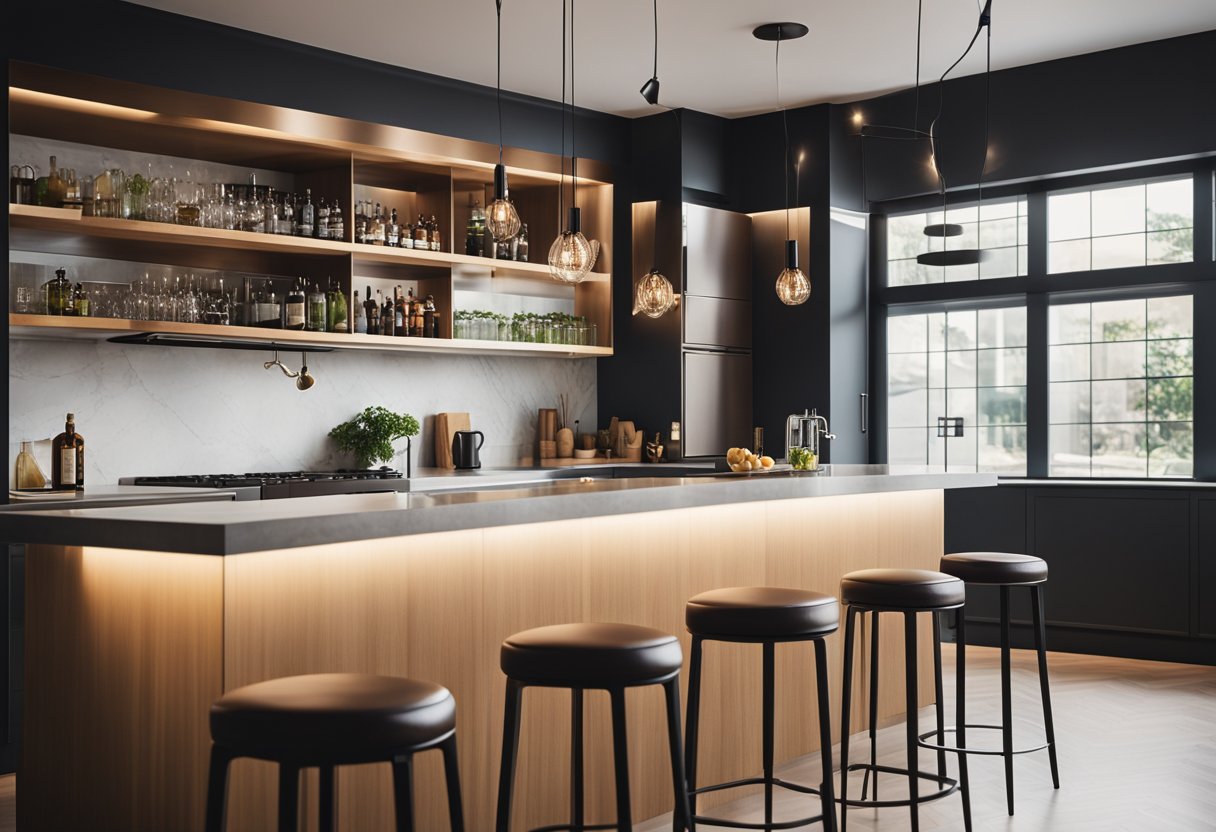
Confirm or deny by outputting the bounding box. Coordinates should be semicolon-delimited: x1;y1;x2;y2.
434;412;470;469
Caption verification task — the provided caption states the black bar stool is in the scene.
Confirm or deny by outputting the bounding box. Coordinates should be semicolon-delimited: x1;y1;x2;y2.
204;673;464;832
935;552;1060;816
838;569;970;832
684;587;839;831
494;622;693;832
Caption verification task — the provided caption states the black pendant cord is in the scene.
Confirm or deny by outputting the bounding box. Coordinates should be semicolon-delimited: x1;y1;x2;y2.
571;0;577;214
651;0;658;79
558;0;566;223
777;33;790;242
859;0;928;142
928;8;987;208
496;0;504;166
913;0;923;130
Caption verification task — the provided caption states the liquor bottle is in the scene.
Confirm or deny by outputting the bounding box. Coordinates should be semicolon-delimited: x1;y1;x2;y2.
51;412;85;491
315;197;330;239
306;283;327;332
414;214;428;249
516;223;530;261
429;215;442;251
47;155;68;207
352;289;367;334
364;285;380;336
379;290;394;336
327;279;348;333
424;294;437;338
355;200;368;244
407;289;423;337
329;200;344;241
44;268;73;315
387;208;401;248
369;203;386;245
394;287;406;336
285;278;306;330
278;193;295;235
466;197;485;256
73;283;90;317
297;189;315;237
264;189;278;235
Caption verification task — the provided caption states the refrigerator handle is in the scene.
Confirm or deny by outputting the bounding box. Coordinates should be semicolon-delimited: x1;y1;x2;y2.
860;392;868;434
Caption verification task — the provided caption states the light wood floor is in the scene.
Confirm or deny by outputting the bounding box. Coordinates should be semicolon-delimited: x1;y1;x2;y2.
640;645;1216;832
0;647;1211;831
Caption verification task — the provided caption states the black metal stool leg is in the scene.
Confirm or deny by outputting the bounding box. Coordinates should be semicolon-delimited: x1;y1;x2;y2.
813;637;838;832
1031;585;1060;789
318;765;336;832
392;753;415;832
277;763;300;832
839;606;858;832
932;612;947;783
441;734;466;832
762;641;775;828
685;636;704;820
609;687;634;830
663;678;694;832
571;688;585;832
862;612;880;802
956;608;972;832
1000;586;1015;816
204;745;233;832
903;612;920;832
495;678;523;832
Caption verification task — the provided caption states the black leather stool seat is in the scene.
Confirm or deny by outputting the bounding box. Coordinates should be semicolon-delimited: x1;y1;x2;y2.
210;673;455;762
686;586;839;638
841;568;964;609
941;552;1048;585
501;623;683;687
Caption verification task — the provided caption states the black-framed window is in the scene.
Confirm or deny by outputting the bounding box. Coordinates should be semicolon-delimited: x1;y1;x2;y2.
871;159;1216;480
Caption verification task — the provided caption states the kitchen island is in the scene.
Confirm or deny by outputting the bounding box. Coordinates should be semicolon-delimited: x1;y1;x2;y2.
3;466;994;830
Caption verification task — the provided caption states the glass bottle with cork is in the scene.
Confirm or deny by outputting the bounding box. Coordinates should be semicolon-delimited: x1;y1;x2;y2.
51;413;85;491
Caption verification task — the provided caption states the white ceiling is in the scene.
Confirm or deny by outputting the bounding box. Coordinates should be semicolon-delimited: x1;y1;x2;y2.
127;0;1215;118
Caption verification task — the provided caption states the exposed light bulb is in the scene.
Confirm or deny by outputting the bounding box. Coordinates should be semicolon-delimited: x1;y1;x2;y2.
634;268;675;318
487;163;521;242
775;240;810;306
548;208;599;284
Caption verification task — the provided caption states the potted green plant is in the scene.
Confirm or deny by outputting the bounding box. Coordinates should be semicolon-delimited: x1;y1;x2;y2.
329;406;420;470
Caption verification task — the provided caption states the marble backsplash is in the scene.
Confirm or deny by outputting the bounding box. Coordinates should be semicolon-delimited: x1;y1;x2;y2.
9;338;596;485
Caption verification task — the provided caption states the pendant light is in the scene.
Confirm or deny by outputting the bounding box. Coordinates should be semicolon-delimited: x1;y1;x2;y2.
639;0;661;105
487;0;522;242
755;22;811;306
635;267;675;318
916;0;994;268
548;0;599;284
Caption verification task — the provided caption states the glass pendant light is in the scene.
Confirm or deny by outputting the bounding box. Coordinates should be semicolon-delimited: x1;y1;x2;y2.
634;268;675;318
548;0;598;284
487;0;521;243
755;22;811;306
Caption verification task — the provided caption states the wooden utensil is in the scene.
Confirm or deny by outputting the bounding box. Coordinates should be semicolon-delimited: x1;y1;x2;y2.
434;412;470;470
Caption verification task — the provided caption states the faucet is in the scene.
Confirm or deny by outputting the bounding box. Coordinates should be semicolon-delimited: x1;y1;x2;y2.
785;408;836;461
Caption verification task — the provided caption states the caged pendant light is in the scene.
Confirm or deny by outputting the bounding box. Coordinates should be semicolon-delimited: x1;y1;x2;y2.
634;266;675;318
755;22;811;306
548;0;600;284
486;0;522;242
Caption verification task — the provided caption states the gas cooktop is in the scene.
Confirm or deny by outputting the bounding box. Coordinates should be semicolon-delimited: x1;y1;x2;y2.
124;468;408;499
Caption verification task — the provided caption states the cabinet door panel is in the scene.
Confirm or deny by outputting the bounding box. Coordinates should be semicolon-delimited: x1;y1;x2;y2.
683;351;752;458
683;295;751;350
683;204;751;300
1198;498;1216;636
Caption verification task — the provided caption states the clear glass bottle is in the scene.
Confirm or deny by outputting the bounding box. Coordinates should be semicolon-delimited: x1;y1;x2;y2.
15;441;47;489
297;189;315;237
306;283;327;332
315;196;329;239
327;278;348;333
387;208;401;247
328;200;344;241
73;283;90;317
516;223;530;261
352;289;367;334
51;413;85;491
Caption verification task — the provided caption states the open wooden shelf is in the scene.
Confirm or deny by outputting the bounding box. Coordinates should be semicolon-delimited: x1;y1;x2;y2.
8;313;610;358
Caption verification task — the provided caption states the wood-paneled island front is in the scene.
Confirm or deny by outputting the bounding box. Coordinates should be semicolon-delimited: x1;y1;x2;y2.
2;466;993;830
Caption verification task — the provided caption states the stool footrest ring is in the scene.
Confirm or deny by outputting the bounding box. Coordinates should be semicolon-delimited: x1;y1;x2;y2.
841;762;957;808
529;824;617;831
692;775;829;829
917;724;1052;756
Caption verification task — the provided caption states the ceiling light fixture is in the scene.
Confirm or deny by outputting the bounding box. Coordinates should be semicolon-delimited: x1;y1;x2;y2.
487;0;521;243
639;0;661;105
549;0;600;284
754;22;811;306
916;0;995;268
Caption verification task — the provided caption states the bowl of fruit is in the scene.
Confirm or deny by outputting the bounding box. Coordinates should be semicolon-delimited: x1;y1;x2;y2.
725;447;775;473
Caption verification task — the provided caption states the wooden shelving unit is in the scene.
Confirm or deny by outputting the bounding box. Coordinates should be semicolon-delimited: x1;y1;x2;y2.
8;313;612;358
7;63;615;357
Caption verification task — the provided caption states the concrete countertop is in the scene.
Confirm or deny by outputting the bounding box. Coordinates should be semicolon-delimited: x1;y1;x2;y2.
0;465;995;556
2;485;240;511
